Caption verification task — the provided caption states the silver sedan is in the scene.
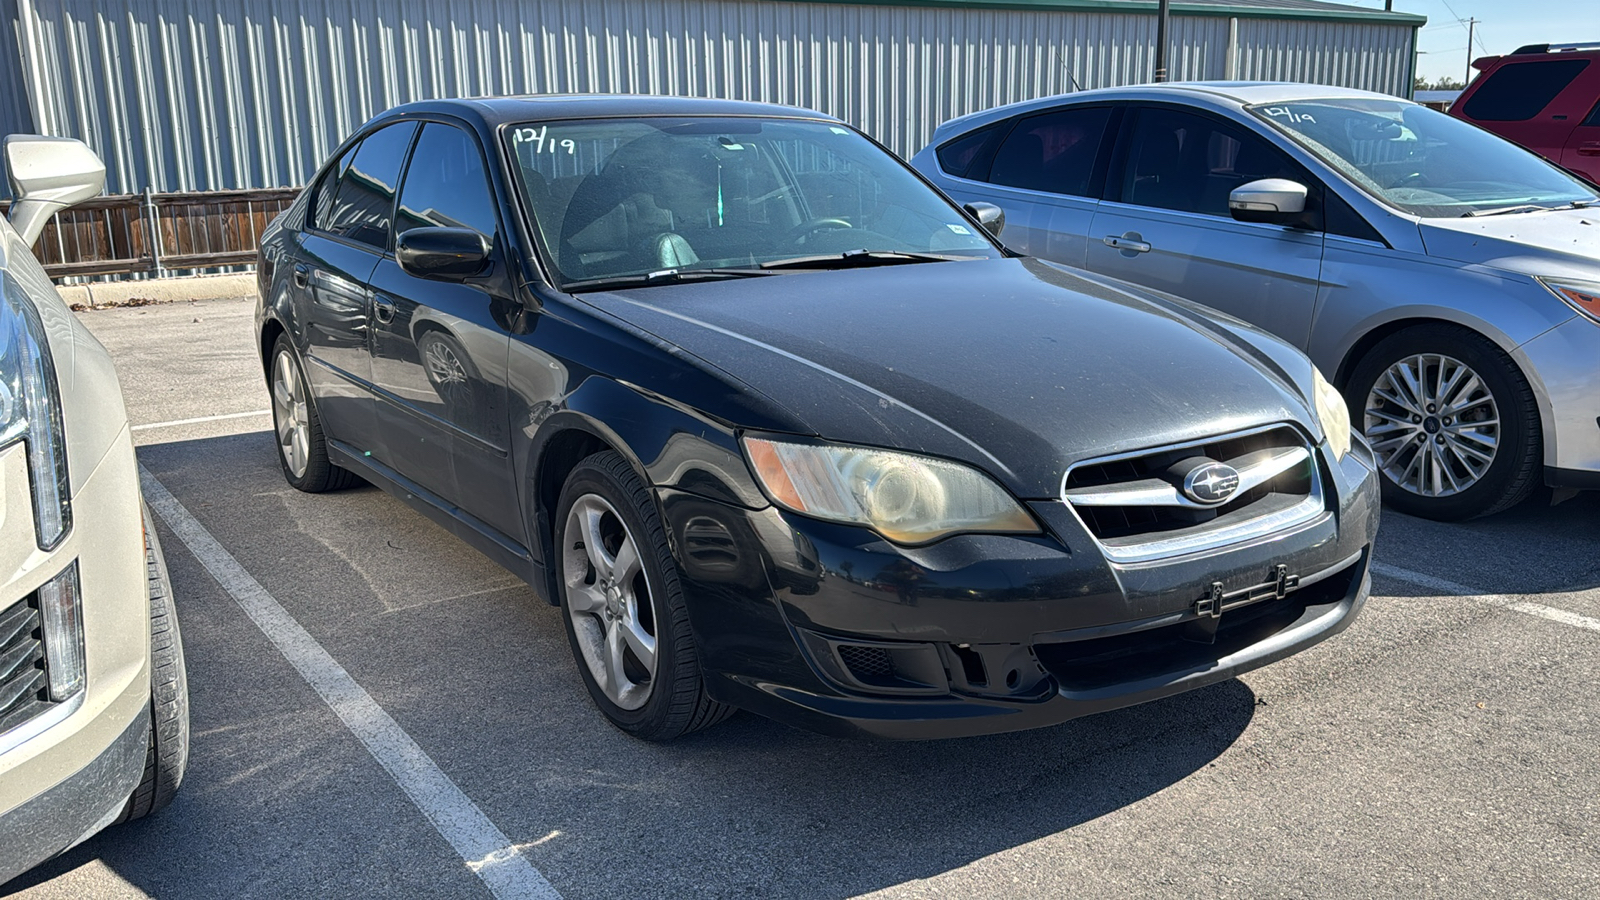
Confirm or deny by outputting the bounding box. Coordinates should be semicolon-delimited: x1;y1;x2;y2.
913;82;1600;520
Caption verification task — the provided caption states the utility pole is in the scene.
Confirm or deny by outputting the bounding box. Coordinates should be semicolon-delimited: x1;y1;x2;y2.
1155;0;1171;82
1464;17;1478;86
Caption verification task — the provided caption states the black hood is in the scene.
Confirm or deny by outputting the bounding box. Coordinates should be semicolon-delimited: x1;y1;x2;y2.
577;258;1318;499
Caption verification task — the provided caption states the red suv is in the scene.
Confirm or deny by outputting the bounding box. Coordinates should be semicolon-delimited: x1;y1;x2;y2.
1451;42;1600;184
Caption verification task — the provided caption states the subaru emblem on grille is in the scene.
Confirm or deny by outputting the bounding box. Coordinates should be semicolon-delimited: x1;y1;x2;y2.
1182;461;1241;505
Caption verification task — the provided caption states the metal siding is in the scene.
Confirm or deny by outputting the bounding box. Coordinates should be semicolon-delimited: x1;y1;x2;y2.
14;0;1417;193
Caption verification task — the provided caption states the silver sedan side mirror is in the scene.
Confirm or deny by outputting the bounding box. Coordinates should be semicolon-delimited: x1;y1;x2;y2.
4;135;107;247
1228;178;1308;225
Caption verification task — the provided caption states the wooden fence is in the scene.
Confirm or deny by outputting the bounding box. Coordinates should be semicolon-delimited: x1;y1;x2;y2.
0;188;300;279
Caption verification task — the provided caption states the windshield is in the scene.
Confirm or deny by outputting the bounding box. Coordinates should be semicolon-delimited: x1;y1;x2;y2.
503;116;1001;288
1248;99;1598;217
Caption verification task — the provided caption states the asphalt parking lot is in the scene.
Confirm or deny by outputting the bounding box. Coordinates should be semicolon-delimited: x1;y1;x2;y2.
6;294;1598;899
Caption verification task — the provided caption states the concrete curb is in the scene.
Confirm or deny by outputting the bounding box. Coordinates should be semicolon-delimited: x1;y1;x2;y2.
58;273;257;308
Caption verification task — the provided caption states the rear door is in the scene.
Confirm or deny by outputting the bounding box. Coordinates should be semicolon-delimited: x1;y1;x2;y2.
1456;57;1596;164
935;105;1116;264
295;121;418;456
1084;105;1325;348
367;121;521;541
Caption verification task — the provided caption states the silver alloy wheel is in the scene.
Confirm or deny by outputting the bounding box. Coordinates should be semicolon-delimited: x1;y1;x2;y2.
1364;353;1500;498
562;494;658;711
272;350;311;479
423;337;468;388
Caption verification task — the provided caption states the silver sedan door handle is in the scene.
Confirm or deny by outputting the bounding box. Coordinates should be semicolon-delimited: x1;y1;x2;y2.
1102;234;1152;253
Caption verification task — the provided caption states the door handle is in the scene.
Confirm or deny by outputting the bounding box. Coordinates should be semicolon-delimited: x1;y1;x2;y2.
371;295;396;324
1102;234;1152;253
292;265;310;288
1578;142;1600;157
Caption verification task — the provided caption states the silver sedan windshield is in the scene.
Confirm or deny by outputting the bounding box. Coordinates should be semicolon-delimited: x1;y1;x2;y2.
1248;98;1598;218
504;117;1001;287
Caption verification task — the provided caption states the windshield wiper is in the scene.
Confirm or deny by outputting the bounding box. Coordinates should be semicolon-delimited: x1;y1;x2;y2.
562;267;777;292
1461;203;1558;218
757;249;973;271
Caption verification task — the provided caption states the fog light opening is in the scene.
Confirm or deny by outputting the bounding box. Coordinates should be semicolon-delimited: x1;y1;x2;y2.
37;561;85;701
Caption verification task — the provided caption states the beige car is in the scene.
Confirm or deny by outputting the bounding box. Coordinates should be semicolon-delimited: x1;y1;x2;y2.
0;135;188;883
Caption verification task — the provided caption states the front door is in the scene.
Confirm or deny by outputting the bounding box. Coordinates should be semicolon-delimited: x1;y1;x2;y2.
1084;106;1325;349
368;121;520;542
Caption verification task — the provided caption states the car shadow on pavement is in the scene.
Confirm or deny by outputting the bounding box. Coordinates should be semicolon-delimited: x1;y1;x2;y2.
1373;490;1600;598
7;431;1259;899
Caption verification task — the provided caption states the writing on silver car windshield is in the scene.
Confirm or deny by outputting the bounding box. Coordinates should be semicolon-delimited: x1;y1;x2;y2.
1249;99;1598;218
505;117;1001;289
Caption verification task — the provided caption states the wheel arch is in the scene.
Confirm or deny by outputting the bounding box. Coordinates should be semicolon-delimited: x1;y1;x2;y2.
1333;314;1555;467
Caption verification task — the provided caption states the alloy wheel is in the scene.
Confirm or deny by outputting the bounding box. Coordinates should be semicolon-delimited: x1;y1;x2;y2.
272;350;311;479
562;494;658;711
1363;353;1499;498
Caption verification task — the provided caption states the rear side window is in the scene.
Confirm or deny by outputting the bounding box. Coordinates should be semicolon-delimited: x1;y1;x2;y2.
1462;60;1590;121
310;144;357;231
395;123;499;239
1585;97;1600;126
935;125;998;178
986;107;1112;197
324;122;419;249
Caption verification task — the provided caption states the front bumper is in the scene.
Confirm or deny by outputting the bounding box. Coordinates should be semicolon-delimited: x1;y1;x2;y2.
0;430;150;882
663;439;1380;739
1514;315;1600;483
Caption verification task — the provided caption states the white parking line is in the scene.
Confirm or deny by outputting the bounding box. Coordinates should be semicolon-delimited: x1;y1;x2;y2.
1374;562;1600;635
131;409;272;431
139;466;562;900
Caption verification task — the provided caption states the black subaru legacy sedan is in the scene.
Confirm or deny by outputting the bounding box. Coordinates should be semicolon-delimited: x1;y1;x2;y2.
255;95;1379;741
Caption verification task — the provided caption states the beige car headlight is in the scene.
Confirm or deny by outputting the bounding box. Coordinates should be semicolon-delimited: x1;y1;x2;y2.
1312;366;1351;461
0;275;70;548
743;437;1038;545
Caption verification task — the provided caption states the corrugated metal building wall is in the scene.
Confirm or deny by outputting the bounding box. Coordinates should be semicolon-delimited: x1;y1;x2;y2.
2;0;1421;195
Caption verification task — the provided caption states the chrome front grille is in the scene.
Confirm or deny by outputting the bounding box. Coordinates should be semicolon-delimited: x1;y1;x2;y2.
0;596;51;735
1062;425;1325;562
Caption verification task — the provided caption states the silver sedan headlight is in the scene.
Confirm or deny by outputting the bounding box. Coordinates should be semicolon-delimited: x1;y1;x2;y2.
1536;276;1600;325
0;275;71;549
742;437;1038;545
1312;366;1351;461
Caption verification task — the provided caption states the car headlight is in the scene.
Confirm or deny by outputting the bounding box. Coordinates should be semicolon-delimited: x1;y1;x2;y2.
1536;276;1600;324
1312;366;1351;461
742;437;1038;545
0;275;71;549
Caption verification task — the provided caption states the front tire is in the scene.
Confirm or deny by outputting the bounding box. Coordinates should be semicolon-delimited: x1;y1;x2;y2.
554;451;735;741
1345;324;1540;520
116;504;189;823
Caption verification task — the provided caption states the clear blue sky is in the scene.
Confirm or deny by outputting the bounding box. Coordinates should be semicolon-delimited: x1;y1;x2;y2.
1349;0;1598;84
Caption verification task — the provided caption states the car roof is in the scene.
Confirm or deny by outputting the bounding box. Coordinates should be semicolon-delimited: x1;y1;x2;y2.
367;94;842;131
925;81;1406;145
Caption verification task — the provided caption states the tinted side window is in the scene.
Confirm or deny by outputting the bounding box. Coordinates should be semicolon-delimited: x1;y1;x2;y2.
1463;60;1590;122
935;125;998;178
310;144;357;232
987;107;1111;196
1121;108;1304;217
396;123;499;238
325;122;418;249
1585;97;1600;126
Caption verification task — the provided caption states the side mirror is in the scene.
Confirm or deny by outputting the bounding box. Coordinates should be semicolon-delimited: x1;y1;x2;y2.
963;201;1006;238
1228;178;1309;225
4;135;106;247
396;227;491;281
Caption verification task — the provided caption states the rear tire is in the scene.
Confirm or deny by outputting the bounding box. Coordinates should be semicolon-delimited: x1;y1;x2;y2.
1344;324;1540;520
116;504;189;823
269;336;360;492
554;451;736;741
